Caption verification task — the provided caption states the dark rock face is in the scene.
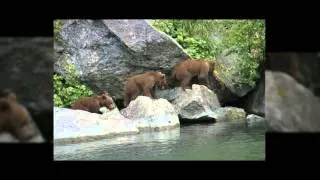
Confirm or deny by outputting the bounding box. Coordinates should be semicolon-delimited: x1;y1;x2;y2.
0;37;53;142
242;75;265;117
54;20;190;100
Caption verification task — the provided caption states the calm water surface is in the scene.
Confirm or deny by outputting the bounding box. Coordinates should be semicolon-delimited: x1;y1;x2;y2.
54;121;265;160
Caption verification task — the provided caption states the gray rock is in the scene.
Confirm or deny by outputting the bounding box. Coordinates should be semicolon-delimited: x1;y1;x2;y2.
53;107;139;145
156;84;221;122
54;19;190;100
211;107;247;122
215;50;256;101
155;87;183;102
120;96;180;131
265;71;320;132
246;114;264;123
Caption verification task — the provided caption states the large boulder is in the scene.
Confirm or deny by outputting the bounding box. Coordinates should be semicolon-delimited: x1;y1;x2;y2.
54;19;190;100
265;70;320;132
54;107;139;145
156;84;221;122
120;96;180;131
0;37;53;142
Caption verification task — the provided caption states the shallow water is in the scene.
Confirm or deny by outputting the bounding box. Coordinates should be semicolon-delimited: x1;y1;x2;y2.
54;121;265;160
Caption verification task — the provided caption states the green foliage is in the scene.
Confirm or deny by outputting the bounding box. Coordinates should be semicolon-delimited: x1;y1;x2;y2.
150;19;265;88
54;20;64;42
150;20;217;59
53;63;94;108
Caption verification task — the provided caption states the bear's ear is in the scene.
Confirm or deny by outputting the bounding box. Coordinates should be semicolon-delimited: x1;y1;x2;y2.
159;72;165;78
7;93;17;102
101;95;107;100
0;100;10;112
101;91;109;96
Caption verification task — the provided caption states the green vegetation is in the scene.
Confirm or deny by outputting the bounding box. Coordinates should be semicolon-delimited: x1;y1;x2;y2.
54;20;64;42
53;61;94;108
150;19;265;88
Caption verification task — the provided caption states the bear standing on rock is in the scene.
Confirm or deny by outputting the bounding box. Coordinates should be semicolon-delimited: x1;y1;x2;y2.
0;91;39;141
71;91;115;114
123;71;168;107
171;59;216;91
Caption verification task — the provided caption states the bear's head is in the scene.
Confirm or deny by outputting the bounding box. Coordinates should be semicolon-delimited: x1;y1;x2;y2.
97;91;115;110
0;93;39;141
155;72;168;90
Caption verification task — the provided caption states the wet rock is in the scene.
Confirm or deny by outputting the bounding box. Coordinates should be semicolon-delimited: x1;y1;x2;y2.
211;107;246;123
246;114;265;128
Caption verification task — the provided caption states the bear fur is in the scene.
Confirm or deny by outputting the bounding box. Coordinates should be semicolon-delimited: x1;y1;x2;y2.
171;59;215;91
123;71;168;107
0;92;39;141
71;91;115;114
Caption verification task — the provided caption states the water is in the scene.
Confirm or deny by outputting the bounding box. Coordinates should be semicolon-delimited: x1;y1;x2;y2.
54;121;265;160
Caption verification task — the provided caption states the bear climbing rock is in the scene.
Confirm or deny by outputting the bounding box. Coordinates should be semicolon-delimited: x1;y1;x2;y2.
71;91;115;114
123;71;168;107
171;59;215;91
0;92;39;141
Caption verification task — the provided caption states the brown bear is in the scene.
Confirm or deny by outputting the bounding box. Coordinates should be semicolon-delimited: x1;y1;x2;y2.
171;59;215;91
0;92;39;141
71;91;115;114
123;71;168;107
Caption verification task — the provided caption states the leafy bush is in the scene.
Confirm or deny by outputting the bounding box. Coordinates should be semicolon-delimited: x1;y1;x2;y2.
54;20;64;42
151;20;218;60
150;19;265;88
53;63;94;108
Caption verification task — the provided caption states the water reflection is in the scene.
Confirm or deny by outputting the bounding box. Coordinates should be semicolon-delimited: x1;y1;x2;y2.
54;121;265;160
